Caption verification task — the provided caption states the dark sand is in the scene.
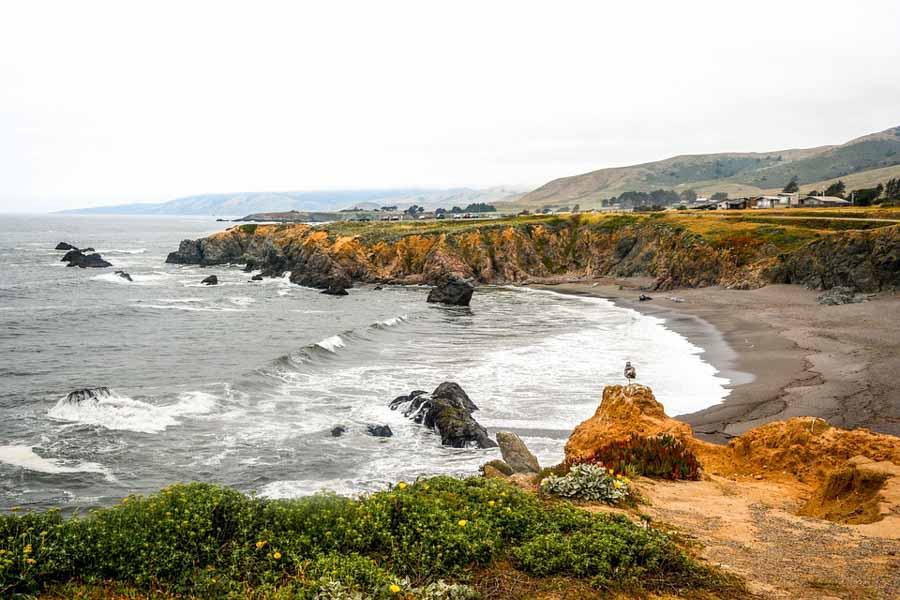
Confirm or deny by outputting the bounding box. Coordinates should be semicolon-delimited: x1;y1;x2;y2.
533;279;900;443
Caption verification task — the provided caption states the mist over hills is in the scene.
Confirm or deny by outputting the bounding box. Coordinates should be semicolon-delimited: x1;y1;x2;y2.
60;187;527;216
515;125;900;208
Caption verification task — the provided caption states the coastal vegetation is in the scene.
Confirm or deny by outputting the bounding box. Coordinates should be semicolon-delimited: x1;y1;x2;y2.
0;477;738;599
572;434;701;481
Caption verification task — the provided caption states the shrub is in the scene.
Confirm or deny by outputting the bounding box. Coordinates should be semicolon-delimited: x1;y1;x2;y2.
0;477;724;598
580;434;701;480
540;464;631;504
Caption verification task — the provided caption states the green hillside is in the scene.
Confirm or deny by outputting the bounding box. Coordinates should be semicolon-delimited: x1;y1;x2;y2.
513;125;900;208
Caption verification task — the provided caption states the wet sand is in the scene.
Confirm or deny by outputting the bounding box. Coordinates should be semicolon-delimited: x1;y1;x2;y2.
532;279;900;443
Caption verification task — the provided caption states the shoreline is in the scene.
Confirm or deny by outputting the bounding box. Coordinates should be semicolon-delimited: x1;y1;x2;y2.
531;279;900;443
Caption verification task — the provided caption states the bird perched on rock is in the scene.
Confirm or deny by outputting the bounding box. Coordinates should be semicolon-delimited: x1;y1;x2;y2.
624;361;636;383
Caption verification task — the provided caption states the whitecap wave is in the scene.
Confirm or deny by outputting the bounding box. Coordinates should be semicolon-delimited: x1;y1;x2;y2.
381;315;407;327
132;304;246;312
0;445;114;481
316;335;346;353
102;248;147;255
227;296;256;307
91;272;170;285
48;390;217;433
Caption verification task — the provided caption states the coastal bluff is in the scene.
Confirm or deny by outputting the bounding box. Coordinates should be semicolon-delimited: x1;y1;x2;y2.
165;217;900;292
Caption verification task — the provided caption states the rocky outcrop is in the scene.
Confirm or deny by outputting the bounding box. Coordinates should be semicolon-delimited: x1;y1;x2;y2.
164;220;899;292
565;384;693;463
389;382;497;448
321;285;349;296
61;249;112;268
817;286;864;305
55;242;78;251
427;276;474;306
766;225;900;292
496;432;540;473
65;387;112;403
201;275;218;286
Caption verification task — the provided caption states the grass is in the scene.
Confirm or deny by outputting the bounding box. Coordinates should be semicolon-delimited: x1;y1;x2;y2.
1;477;743;599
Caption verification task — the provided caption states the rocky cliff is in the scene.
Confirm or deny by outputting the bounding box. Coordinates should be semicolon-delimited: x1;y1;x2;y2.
166;218;900;292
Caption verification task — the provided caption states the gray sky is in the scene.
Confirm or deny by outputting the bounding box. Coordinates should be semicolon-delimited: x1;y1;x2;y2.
2;1;899;211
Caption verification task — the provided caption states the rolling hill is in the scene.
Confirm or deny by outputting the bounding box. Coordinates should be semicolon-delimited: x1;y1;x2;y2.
513;125;900;208
60;187;526;216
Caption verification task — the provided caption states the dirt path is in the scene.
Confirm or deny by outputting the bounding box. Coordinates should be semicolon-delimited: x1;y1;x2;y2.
632;477;900;599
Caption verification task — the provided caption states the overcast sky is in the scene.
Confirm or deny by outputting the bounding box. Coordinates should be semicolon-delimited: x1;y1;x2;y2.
2;1;899;211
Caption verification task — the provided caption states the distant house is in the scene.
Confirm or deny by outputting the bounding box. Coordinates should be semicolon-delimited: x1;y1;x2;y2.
717;199;747;210
754;195;790;209
778;192;801;207
798;195;851;208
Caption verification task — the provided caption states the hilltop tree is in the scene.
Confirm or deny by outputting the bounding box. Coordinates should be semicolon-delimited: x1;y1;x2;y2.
823;180;846;198
782;176;799;193
710;192;728;201
882;178;900;200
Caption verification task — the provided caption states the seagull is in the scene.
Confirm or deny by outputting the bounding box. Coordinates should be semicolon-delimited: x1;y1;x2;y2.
624;361;636;384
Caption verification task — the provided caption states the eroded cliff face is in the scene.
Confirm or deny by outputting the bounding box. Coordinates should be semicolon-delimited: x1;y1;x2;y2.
165;220;900;291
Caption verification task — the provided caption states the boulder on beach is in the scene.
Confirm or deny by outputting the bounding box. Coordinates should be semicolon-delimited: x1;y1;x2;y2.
115;270;133;282
366;424;393;437
55;242;78;251
496;431;541;474
481;458;514;477
201;275;218;286
426;275;474;306
389;382;496;448
817;286;865;305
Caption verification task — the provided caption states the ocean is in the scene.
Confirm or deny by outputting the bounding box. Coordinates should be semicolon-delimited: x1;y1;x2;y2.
0;214;730;510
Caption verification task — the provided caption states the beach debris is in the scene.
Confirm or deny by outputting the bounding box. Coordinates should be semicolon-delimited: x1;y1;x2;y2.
426;275;474;306
817;286;865;305
389;382;496;448
624;361;636;383
366;424;393;438
201;275;218;285
668;296;685;303
496;432;541;474
638;293;653;301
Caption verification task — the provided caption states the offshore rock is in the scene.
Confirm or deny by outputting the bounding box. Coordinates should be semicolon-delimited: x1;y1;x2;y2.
330;425;347;437
321;285;349;296
61;250;112;268
366;424;393;437
201;275;218;285
496;431;540;473
389;382;496;449
55;242;78;251
115;270;133;282
65;387;112;403
426;276;474;306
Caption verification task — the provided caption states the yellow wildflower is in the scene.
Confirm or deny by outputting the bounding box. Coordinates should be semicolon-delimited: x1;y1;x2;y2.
488;500;495;507
26;558;36;565
255;540;267;550
273;551;281;560
613;481;622;489
23;544;32;554
397;482;407;489
390;584;401;593
458;519;468;527
505;507;511;513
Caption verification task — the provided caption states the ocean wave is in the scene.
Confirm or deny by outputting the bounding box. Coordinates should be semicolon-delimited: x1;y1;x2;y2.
47;389;217;433
0;445;114;481
91;272;170;285
101;248;147;255
316;335;346;353
227;296;256;307
132;303;246;312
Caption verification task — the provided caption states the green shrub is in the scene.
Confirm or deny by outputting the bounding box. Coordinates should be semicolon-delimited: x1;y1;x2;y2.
539;464;631;503
0;477;723;598
579;434;701;480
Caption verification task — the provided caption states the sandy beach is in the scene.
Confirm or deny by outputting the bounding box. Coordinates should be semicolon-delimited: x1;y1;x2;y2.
533;279;900;443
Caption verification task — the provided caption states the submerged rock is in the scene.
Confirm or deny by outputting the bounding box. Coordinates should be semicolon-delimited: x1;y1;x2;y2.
250;274;264;281
496;431;540;474
55;242;78;251
330;425;347;437
389;382;496;448
321;285;349;296
426;276;474;306
65;387;112;403
201;275;218;286
366;424;393;437
115;270;133;282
